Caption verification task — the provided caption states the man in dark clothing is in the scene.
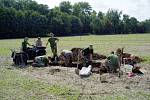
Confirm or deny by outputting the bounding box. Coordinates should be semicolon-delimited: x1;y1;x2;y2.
46;33;59;58
22;37;32;52
22;37;38;60
81;45;93;67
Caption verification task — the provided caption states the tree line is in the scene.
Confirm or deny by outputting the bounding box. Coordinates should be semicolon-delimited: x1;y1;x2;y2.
0;0;150;39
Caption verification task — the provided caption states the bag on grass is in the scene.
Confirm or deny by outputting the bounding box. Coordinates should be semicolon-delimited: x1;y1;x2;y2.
79;65;92;76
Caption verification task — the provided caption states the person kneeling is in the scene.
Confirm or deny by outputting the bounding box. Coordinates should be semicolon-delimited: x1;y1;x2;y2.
107;51;120;73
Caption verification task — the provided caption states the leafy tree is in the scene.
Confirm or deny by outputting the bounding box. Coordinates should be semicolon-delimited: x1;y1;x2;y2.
77;2;92;15
0;0;16;8
90;11;103;34
59;1;72;14
0;8;17;38
143;20;150;33
122;14;130;33
72;3;81;17
71;16;82;34
60;13;71;35
98;11;104;20
129;17;138;33
0;0;149;39
105;9;122;34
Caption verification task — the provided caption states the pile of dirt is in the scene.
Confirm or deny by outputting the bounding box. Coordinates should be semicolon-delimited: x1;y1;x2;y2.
116;48;143;63
71;48;107;61
71;48;82;62
92;53;107;60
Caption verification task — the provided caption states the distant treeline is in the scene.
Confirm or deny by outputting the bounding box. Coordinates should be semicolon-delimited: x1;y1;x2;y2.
0;0;150;39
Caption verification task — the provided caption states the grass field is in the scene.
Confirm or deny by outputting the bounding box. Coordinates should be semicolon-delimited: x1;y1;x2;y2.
0;34;150;57
0;34;150;100
0;67;80;100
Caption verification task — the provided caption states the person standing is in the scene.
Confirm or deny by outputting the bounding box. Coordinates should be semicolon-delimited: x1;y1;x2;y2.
46;33;59;58
81;45;94;67
35;37;42;47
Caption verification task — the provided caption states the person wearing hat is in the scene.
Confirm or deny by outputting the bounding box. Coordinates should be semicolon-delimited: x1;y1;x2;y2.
81;45;94;67
22;37;32;52
46;33;59;58
35;37;42;47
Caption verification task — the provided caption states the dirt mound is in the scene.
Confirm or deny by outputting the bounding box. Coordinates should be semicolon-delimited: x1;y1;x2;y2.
71;48;83;62
71;48;107;61
122;53;143;63
116;48;143;63
93;53;107;60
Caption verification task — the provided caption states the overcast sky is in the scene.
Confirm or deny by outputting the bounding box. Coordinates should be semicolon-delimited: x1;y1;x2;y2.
35;0;150;21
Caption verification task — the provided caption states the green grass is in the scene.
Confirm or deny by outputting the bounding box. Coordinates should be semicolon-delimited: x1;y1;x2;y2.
143;56;150;64
0;34;150;57
0;68;80;100
0;34;150;100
